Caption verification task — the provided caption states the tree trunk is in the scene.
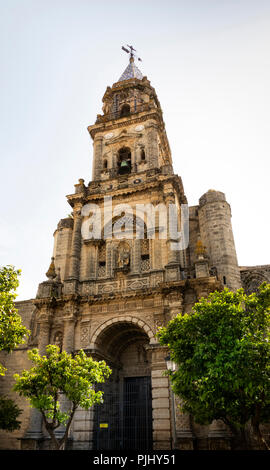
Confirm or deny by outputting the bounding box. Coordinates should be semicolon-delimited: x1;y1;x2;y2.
41;404;77;450
239;426;250;450
251;418;270;450
44;422;61;450
58;404;77;450
223;419;249;450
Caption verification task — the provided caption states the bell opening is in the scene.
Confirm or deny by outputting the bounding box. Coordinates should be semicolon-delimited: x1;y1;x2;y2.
118;147;132;175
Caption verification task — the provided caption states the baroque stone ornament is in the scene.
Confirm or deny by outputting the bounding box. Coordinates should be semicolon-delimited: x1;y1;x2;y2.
4;48;269;453
46;257;57;280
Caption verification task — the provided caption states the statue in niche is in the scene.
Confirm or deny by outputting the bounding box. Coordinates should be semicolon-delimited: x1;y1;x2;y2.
54;332;63;351
117;243;130;269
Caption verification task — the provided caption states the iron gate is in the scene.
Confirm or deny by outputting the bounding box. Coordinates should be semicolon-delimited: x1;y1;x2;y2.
93;376;152;450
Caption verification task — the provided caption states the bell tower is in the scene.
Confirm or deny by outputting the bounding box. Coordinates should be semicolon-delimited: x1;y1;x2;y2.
17;48;241;452
88;48;173;182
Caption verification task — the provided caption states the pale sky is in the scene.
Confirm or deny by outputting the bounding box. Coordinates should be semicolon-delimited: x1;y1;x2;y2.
0;0;269;301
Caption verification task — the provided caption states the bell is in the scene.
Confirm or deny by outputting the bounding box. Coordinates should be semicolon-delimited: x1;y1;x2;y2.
119;160;130;174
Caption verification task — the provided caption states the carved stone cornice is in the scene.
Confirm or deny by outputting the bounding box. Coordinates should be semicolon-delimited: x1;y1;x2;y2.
66;193;86;208
33;297;57;309
67;174;186;208
88;110;162;139
83;238;103;246
104;130;143;146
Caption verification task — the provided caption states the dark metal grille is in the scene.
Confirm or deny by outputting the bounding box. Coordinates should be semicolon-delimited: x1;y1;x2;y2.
93;376;152;450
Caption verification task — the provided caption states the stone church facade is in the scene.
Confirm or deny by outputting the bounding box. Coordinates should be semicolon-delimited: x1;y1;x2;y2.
1;55;269;450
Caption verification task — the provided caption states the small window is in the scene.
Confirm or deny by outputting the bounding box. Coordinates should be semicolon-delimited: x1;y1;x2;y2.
141;149;146;161
103;159;108;170
141;253;150;272
223;276;226;285
120;104;130;117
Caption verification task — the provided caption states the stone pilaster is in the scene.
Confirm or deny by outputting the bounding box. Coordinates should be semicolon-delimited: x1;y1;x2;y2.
146;122;159;169
22;313;52;445
132;238;141;274
165;193;180;271
106;241;112;277
166;239;179;265
85;243;96;279
53;314;77;440
72;407;94;450
174;396;195;450
38;316;52;355
195;257;210;278
92;135;103;180
63;317;76;354
150;345;172;450
69;208;82;280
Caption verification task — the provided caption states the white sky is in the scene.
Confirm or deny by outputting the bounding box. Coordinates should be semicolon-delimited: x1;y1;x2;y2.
0;0;269;301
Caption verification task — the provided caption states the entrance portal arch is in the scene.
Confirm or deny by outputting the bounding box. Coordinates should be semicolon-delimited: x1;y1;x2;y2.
90;315;156;351
91;318;154;450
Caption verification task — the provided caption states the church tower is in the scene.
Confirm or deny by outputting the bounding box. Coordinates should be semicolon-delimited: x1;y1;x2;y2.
1;48;245;451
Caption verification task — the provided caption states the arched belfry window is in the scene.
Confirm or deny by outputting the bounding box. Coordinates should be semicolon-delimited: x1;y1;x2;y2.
120;104;130;117
117;147;131;175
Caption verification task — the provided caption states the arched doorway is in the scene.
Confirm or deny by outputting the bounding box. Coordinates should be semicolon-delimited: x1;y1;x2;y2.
92;321;153;450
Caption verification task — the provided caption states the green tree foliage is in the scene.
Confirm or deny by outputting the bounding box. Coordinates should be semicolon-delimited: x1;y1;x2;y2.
0;396;21;431
13;345;111;449
0;265;29;431
157;284;270;449
0;265;29;374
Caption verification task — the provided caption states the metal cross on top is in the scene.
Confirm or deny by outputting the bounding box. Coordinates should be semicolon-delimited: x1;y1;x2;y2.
121;44;142;62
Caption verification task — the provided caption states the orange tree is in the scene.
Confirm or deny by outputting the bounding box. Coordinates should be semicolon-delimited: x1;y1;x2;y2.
157;284;270;449
14;345;111;450
0;265;29;431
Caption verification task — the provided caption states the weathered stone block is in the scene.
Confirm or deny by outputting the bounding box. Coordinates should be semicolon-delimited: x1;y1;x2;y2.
153;408;170;419
152;388;169;399
152;377;169;388
153;419;171;430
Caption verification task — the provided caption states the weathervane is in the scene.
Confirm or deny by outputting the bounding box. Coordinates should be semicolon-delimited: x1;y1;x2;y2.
121;45;142;62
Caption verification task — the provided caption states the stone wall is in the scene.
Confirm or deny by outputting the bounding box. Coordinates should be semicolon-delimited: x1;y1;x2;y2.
198;190;242;291
0;300;35;449
240;265;270;294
